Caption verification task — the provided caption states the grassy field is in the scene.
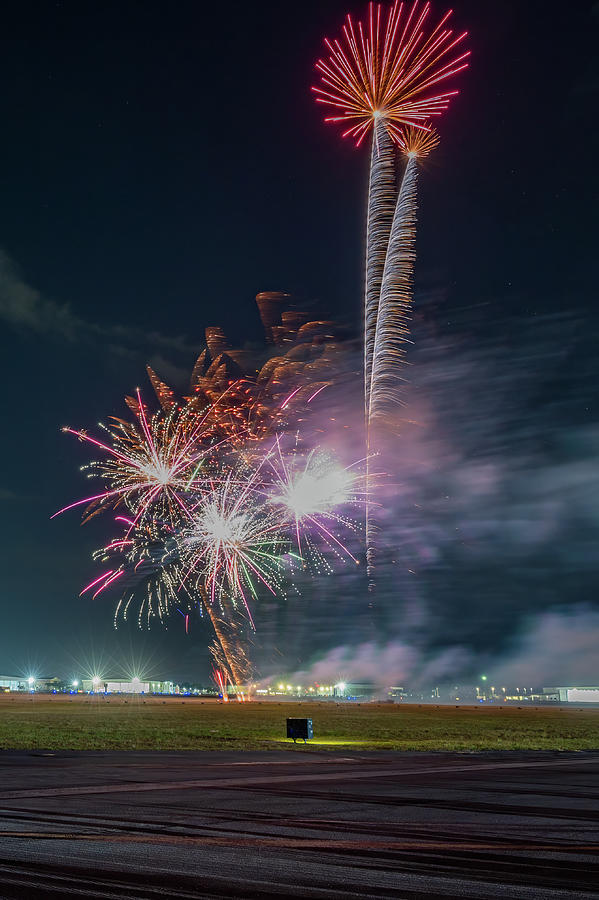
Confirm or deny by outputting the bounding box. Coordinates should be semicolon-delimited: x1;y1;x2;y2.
0;695;598;751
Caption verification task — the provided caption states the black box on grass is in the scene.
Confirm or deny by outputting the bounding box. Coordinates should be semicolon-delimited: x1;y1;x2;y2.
286;717;313;742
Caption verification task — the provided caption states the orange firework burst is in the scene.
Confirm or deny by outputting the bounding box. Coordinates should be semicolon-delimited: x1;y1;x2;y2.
401;123;439;157
313;1;469;146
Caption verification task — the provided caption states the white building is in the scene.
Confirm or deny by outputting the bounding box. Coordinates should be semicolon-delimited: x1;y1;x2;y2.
0;675;28;691
81;678;176;694
543;686;599;703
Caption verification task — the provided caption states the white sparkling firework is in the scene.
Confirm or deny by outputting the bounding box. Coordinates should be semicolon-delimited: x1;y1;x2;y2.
181;463;290;626
268;441;363;572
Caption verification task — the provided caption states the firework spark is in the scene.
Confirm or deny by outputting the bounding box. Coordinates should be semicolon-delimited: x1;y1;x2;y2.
54;391;223;526
364;121;397;422
401;123;440;158
370;147;419;422
314;4;467;588
268;440;363;569
369;126;439;424
313;1;469;147
313;2;468;413
181;462;290;625
366;127;440;580
79;511;194;630
213;667;230;701
58;295;361;683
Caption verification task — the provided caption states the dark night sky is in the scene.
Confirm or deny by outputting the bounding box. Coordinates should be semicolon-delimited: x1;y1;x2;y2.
0;0;597;684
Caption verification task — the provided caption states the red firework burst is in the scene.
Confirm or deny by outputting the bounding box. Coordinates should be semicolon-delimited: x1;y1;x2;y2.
313;1;469;146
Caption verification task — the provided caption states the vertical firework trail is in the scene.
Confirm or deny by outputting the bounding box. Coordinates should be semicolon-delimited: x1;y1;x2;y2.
364;122;396;592
367;129;439;580
369;154;418;424
366;150;419;581
200;583;251;688
370;128;440;425
364;119;396;421
366;146;419;583
313;2;468;588
366;127;438;588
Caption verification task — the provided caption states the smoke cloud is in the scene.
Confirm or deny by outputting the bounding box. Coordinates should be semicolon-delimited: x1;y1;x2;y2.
257;301;599;686
285;607;599;690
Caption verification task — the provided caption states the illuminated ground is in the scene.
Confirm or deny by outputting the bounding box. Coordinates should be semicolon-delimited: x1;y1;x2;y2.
0;695;598;751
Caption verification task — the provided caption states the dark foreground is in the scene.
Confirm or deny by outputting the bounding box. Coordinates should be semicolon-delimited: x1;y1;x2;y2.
0;750;597;899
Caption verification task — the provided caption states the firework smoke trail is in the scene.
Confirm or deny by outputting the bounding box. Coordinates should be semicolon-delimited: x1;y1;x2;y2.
364;117;396;595
365;120;397;420
203;587;253;687
366;141;419;581
314;4;468;588
366;127;439;580
370;128;439;424
314;0;469;417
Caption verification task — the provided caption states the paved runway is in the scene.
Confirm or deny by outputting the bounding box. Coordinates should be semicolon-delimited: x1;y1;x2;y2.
0;749;597;898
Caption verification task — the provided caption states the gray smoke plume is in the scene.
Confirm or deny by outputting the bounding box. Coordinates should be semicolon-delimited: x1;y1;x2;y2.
256;302;599;688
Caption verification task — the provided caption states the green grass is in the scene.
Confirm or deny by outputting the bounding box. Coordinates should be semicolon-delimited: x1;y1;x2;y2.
0;695;597;751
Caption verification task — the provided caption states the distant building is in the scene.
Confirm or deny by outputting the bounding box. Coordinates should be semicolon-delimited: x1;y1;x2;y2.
0;675;27;691
342;683;378;700
543;686;599;703
81;678;177;694
388;686;405;699
36;677;62;691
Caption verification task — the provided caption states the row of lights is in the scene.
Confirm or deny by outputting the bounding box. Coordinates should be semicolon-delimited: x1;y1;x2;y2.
275;682;346;693
26;676;142;689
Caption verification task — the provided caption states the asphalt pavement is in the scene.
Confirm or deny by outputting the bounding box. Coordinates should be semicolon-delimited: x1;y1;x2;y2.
0;749;597;898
